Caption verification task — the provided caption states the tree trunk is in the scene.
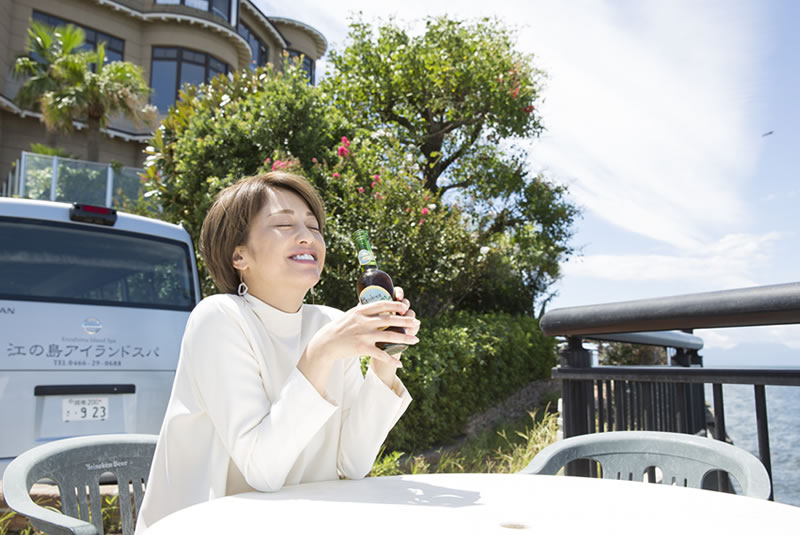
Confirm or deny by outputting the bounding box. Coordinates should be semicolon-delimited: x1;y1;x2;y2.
44;128;57;148
86;116;101;162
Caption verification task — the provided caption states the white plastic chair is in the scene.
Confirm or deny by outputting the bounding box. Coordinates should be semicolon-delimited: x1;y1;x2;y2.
2;434;157;535
520;431;771;499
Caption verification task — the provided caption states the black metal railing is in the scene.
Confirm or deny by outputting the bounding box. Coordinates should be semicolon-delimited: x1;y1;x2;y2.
540;282;800;500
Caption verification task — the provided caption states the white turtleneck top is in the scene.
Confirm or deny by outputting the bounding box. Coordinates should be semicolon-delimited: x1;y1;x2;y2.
136;293;412;533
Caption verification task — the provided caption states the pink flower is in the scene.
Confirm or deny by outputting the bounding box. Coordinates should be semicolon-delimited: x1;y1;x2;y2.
418;219;424;225
312;157;318;163
338;146;350;157
357;187;364;194
421;207;429;215
373;174;381;182
424;195;430;201
341;136;350;148
332;172;340;179
374;193;383;200
405;207;411;213
264;158;271;164
371;181;377;188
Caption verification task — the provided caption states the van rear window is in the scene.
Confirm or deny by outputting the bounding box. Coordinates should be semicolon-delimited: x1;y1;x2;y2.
0;218;195;310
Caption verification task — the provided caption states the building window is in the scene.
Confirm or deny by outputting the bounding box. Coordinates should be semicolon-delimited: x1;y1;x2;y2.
32;11;125;63
150;47;229;113
237;21;269;70
154;0;231;23
287;50;314;84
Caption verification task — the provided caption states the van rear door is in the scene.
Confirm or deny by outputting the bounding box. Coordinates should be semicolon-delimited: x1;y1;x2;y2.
0;213;198;472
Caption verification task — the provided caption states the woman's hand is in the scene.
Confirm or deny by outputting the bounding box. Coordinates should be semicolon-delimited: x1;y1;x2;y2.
298;289;420;394
369;286;418;388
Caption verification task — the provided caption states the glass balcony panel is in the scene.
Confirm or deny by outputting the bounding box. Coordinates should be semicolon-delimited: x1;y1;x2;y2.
55;159;108;205
113;167;147;207
22;153;56;201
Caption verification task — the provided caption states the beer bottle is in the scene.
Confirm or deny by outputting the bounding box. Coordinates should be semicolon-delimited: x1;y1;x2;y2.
352;229;407;355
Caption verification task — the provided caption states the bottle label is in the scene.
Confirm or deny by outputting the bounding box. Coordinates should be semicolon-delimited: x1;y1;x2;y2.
357;249;376;266
359;285;392;305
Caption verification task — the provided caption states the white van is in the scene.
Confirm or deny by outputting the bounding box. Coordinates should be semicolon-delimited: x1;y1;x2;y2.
0;198;201;475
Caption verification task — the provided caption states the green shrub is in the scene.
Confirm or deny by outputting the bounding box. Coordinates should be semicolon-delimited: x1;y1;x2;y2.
385;311;557;451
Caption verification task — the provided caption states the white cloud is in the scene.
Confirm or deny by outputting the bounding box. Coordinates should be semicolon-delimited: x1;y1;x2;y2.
563;231;781;287
524;0;765;249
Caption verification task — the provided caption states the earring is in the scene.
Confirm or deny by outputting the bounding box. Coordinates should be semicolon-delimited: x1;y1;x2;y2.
237;273;248;297
237;282;249;296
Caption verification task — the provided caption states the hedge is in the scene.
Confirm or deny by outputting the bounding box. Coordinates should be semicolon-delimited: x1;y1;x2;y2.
384;310;557;452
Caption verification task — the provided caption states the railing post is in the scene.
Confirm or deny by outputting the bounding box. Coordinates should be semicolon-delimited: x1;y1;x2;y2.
559;337;593;476
712;384;732;493
754;385;774;500
671;348;691;367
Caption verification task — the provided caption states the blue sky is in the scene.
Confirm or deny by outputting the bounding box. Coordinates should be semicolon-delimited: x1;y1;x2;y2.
257;0;799;365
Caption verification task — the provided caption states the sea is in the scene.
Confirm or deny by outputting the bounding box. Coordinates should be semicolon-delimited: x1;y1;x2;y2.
704;383;800;506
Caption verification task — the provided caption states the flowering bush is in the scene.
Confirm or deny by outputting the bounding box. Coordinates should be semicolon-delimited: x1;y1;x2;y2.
266;132;482;316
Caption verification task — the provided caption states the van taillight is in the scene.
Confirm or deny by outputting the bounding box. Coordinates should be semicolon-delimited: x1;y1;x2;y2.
69;203;118;226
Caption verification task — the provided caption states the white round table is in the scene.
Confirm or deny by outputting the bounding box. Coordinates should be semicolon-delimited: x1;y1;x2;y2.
147;473;800;534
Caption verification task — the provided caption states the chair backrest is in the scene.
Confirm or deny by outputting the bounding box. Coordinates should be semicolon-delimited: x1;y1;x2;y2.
2;434;158;535
521;431;771;500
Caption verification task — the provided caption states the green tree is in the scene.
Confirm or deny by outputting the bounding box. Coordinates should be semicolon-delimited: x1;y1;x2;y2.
142;63;345;296
13;22;156;161
323;16;578;315
12;22;85;147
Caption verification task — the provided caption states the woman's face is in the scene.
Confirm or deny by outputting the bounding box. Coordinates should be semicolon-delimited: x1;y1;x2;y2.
234;188;325;304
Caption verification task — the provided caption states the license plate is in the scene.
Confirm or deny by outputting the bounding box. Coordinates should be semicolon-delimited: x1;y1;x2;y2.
62;397;109;422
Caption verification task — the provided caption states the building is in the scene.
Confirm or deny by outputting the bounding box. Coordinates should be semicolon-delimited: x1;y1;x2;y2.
0;0;327;192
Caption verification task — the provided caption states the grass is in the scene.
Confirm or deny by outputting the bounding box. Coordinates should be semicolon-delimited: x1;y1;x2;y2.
0;494;121;535
369;405;559;476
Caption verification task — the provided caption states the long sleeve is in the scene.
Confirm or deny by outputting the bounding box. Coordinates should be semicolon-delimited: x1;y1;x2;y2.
186;298;338;492
337;357;412;479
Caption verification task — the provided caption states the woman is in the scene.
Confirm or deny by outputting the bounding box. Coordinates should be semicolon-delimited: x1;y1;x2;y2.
136;172;419;532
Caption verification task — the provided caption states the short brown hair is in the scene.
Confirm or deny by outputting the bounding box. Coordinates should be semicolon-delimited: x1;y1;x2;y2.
199;171;326;294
